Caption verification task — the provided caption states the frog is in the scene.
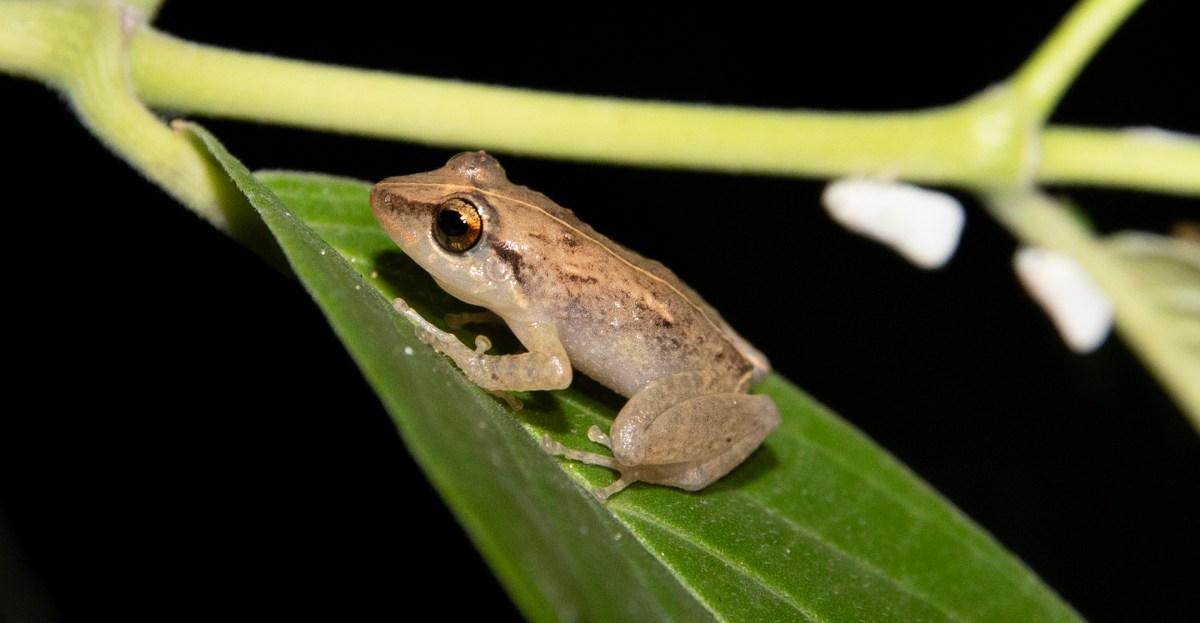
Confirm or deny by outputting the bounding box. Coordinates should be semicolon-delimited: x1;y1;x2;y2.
370;152;779;502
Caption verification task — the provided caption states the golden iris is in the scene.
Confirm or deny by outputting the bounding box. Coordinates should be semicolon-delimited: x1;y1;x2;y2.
433;198;482;252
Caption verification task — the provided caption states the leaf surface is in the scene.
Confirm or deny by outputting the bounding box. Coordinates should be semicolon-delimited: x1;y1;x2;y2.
1104;230;1200;402
191;125;1079;622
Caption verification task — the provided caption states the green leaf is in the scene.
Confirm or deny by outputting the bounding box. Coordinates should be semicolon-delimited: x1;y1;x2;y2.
1103;231;1200;406
189;124;1079;622
989;190;1200;431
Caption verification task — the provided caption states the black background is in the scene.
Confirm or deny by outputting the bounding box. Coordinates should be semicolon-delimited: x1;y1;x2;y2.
2;2;1198;621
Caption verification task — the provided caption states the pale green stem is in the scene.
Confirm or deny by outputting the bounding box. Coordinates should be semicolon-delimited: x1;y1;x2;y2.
0;1;270;251
1011;0;1144;121
2;1;1195;200
119;0;162;19
124;13;1191;197
130;30;1026;186
1040;127;1200;196
988;192;1200;430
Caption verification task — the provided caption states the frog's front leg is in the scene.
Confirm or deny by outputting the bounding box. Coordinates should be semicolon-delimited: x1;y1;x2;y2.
544;370;779;501
394;298;571;392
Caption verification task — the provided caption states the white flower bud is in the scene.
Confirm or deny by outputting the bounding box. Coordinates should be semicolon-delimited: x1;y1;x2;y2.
822;178;965;269
1014;248;1114;353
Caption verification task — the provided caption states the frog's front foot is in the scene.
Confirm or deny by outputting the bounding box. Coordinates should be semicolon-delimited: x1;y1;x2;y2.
391;296;415;316
392;297;436;343
488;389;523;411
394;297;492;356
392;297;570;393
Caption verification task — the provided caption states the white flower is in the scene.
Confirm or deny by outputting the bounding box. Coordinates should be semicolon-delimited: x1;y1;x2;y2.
1014;248;1114;353
822;178;965;269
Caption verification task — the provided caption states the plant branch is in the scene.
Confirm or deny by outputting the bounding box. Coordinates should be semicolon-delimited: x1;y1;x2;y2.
0;1;273;253
129;30;1024;184
121;0;162;20
124;28;1199;195
1011;0;1144;122
2;1;1195;199
1040;127;1200;196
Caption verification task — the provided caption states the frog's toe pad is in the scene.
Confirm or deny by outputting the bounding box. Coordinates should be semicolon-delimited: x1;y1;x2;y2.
587;425;612;448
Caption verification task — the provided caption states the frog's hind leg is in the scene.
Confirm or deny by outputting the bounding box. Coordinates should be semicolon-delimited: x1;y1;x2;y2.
541;435;637;502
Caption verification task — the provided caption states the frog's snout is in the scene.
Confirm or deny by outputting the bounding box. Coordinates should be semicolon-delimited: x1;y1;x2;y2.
370;184;395;217
370;184;420;249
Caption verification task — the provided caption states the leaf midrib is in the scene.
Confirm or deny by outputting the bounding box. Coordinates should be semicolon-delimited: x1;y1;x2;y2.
620;505;822;623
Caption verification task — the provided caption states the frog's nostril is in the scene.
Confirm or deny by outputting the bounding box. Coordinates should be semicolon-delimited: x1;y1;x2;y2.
371;187;402;217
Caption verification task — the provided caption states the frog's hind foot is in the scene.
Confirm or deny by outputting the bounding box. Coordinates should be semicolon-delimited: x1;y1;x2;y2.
541;434;638;502
592;477;633;502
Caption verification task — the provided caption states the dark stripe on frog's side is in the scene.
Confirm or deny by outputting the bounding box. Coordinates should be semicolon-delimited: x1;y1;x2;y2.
633;297;674;328
530;231;581;249
491;240;526;284
559;271;599;285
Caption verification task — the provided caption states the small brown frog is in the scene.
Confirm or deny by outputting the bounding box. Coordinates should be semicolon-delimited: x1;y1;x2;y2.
371;152;778;501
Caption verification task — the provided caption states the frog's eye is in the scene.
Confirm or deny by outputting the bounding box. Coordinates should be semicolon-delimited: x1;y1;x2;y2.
433;198;483;253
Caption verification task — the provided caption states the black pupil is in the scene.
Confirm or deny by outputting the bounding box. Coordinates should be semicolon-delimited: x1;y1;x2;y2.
437;208;469;237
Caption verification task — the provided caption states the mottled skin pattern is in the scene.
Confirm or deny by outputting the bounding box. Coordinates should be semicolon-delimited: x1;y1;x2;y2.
371;152;779;501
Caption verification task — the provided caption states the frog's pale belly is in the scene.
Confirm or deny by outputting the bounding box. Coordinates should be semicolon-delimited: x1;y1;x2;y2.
557;321;749;398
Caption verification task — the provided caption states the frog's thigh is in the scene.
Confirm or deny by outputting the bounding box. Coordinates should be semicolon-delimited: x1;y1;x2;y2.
610;372;779;483
609;370;738;458
614;392;778;467
664;394;779;490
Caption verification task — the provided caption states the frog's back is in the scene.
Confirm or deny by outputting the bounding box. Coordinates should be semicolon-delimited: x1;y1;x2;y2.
482;178;769;397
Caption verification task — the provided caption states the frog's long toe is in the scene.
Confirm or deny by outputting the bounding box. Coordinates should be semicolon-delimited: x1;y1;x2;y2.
542;434;617;469
591;477;634;503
